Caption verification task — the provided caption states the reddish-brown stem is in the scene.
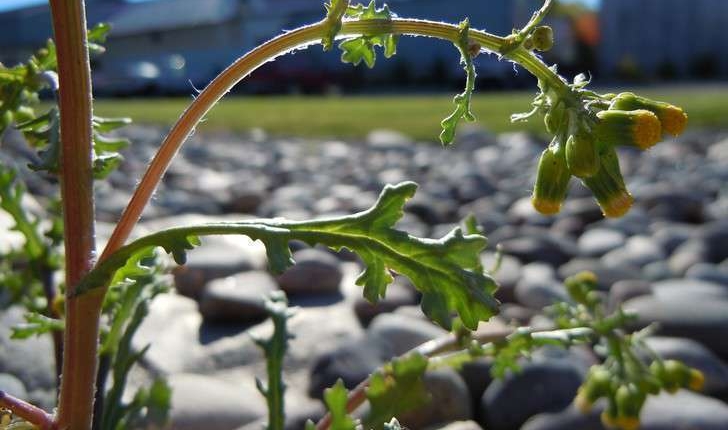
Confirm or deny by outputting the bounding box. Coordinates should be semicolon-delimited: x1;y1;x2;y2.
315;327;513;430
0;390;56;430
50;0;101;429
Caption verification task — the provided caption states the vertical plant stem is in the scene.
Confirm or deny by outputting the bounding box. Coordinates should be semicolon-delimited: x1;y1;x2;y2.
49;0;102;429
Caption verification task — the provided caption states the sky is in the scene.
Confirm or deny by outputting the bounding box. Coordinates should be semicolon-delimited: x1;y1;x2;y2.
0;0;602;13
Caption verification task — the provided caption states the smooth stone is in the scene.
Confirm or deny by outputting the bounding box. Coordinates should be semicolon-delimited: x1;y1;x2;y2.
404;190;453;225
645;336;728;396
0;307;55;391
623;295;728;358
669;239;710;276
354;278;418;326
427;420;483;430
133;294;213;374
602;235;666;268
636;185;705;223
168;373;265;430
550;216;586;238
226;185;266;214
277;249;343;296
459;358;494;408
368;313;449;357
515;263;568;310
308;337;387;399
652;223;696;255
480;357;584;430
173;235;264;298
0;373;28;400
577;228;626;257
199;271;279;323
639;390;728;429
651;278;728;301
520;403;603;430
499;304;538;325
398;369;472;429
367;129;413;151
507;197;553;227
481;252;522;303
608;280;653;310
500;233;577;267
558;258;642;291
597;207;651;236
643;260;677;281
561;198;606;226
524;390;728;429
686;263;728;286
702;221;728;263
454;172;497;203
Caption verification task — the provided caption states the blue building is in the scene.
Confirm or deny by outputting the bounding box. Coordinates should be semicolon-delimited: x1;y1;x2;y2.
599;0;728;79
0;0;546;94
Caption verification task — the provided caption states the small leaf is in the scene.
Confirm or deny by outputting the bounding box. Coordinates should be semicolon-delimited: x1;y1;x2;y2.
338;1;398;69
364;353;430;429
88;22;112;43
323;0;350;51
92;116;132;133
340;38;377;68
11;313;64;339
324;380;357;430
440;19;477;146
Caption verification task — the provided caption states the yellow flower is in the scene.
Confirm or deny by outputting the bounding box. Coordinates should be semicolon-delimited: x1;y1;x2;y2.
610;92;688;136
688;369;705;391
596;109;662;150
582;146;633;218
531;139;572;215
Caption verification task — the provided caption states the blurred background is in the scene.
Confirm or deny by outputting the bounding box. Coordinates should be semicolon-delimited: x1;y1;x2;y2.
2;0;727;139
3;2;728;429
1;0;726;94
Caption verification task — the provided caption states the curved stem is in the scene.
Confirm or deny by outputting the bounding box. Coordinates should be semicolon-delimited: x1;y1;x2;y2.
99;17;570;263
0;390;56;430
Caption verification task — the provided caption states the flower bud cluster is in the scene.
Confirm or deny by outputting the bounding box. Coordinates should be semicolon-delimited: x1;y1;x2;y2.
576;358;704;430
551;271;706;430
531;92;688;218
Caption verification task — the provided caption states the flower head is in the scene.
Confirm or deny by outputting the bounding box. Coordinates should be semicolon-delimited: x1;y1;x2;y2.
532;139;571;215
582;146;633;218
596;109;662;150
610;92;688;136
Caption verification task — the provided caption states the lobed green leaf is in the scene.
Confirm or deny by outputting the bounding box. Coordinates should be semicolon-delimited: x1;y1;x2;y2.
77;182;498;330
338;0;398;69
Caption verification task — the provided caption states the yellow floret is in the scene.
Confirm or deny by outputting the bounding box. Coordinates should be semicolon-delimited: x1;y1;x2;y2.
631;110;662;150
659;106;688;136
600;189;634;218
532;197;562;215
688;369;705;391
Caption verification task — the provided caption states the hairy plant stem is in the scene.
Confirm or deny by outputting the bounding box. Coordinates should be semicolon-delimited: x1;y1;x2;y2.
49;0;101;429
100;17;571;261
0;390;56;430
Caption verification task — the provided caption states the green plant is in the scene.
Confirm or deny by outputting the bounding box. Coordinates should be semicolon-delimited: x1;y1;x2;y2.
0;1;696;429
